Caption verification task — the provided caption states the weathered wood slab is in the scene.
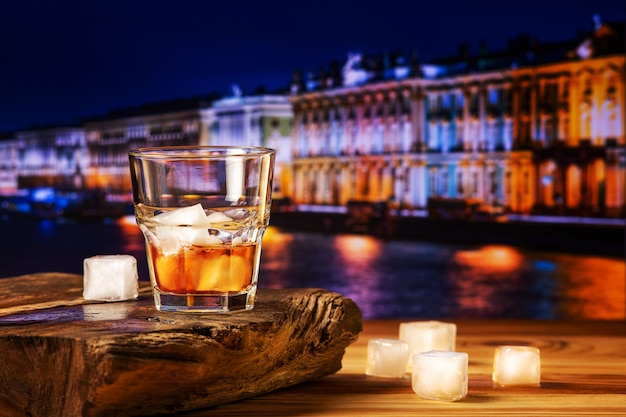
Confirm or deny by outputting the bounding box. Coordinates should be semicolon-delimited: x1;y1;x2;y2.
0;273;362;417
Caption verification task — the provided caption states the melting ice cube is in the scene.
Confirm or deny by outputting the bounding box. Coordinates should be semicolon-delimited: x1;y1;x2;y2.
366;338;410;378
206;211;233;224
153;203;211;226
83;255;139;301
492;346;541;386
412;350;468;402
153;204;230;246
400;321;457;357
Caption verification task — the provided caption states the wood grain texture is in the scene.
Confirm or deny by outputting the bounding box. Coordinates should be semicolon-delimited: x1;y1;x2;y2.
175;320;626;416
0;273;362;417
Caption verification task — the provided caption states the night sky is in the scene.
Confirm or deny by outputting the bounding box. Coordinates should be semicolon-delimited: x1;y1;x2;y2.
1;0;624;133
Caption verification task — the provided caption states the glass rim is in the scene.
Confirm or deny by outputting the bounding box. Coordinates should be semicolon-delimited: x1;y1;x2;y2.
129;145;276;159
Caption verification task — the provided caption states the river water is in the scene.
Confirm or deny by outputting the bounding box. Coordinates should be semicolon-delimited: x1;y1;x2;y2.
1;213;623;320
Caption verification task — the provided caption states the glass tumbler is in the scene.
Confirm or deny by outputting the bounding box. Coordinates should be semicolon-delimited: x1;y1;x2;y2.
129;146;275;312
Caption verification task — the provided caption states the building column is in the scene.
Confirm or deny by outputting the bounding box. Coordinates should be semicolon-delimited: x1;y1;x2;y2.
606;155;625;216
475;160;486;201
294;163;305;204
617;68;626;145
381;161;394;200
478;87;487;150
393;159;405;205
314;162;324;203
366;161;376;200
529;161;546;209
568;76;579;145
408;159;427;208
511;83;520;147
519;158;531;212
592;73;603;145
339;162;352;204
412;88;426;152
530;76;538;142
578;160;588;212
354;162;366;200
463;89;471;151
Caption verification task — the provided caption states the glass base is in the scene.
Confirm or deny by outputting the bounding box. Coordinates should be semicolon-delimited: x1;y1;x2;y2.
153;289;255;313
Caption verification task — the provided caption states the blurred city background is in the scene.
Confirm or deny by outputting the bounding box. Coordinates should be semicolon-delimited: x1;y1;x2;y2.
0;1;624;320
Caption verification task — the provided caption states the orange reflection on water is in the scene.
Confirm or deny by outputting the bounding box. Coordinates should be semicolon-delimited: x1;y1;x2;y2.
454;245;522;272
262;226;294;246
114;215;144;252
451;245;525;315
332;234;382;304
258;226;296;288
333;235;381;263
561;256;625;319
117;214;139;229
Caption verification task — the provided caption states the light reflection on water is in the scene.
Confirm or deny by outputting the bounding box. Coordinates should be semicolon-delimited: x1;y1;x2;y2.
1;215;623;320
260;227;625;320
116;215;147;253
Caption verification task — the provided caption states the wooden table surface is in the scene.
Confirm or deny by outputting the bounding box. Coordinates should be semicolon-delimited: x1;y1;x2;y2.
1;274;625;416
174;319;626;416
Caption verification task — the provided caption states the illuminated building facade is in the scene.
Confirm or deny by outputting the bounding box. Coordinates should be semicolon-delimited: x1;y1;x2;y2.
0;133;21;192
83;107;210;196
289;20;625;218
0;19;623;220
0;127;87;192
207;93;293;197
0;93;291;200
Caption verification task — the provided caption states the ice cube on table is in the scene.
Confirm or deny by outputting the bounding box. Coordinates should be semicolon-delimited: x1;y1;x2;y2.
366;338;410;378
492;346;541;386
412;350;468;402
399;320;457;357
83;255;139;301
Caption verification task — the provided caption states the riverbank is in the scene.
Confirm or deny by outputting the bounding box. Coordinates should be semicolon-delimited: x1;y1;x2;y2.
270;211;625;257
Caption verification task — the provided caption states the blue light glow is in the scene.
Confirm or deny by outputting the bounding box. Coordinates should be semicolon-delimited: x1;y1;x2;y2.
31;188;55;202
533;260;557;272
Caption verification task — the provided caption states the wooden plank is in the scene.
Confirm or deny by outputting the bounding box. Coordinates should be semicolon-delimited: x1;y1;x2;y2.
0;273;152;316
177;320;626;416
0;273;362;417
